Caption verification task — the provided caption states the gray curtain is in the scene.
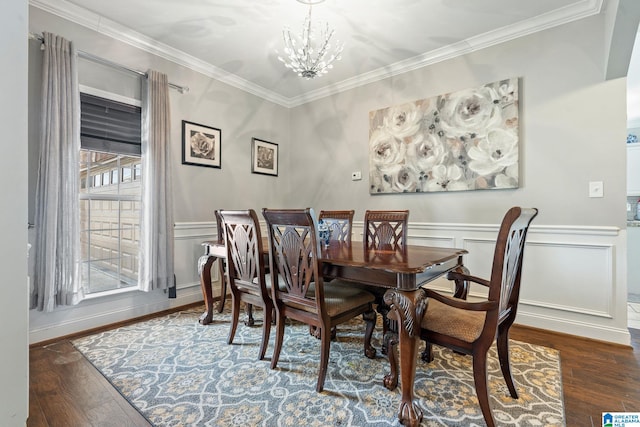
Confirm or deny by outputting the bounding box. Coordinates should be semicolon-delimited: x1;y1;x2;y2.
138;70;175;292
31;32;83;311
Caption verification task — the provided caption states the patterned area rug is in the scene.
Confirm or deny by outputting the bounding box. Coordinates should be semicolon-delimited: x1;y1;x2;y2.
72;307;564;426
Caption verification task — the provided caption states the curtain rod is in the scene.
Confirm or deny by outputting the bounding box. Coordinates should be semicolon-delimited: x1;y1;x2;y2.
29;32;189;94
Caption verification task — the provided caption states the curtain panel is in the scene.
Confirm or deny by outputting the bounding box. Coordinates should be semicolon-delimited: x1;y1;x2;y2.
138;70;175;292
31;32;83;311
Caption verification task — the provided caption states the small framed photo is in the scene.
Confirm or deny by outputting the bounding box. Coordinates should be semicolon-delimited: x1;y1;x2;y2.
182;120;221;169
251;138;278;176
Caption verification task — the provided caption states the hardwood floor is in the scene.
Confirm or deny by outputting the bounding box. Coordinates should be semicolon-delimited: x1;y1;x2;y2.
28;305;640;427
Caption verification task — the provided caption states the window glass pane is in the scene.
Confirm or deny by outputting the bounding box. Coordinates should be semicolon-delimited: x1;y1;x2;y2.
122;166;132;182
79;149;141;295
133;163;142;180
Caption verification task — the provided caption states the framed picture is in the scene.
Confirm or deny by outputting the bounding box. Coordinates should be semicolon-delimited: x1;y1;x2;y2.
182;120;221;168
251;138;278;176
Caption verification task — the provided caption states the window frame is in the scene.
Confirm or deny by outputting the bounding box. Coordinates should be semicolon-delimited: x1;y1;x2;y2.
78;86;143;298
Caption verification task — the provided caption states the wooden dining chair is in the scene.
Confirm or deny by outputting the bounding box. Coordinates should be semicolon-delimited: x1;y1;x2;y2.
364;210;409;250
361;210;409;346
395;207;538;427
214;210;228;313
319;210;355;243
262;208;377;392
311;210;355;339
219;209;274;360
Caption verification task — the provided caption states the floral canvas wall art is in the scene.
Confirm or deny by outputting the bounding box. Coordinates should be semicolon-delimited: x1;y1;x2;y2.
369;78;519;194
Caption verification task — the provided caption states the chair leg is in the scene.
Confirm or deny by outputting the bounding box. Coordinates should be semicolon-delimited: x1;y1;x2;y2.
377;301;391;355
270;310;285;369
420;340;434;363
472;350;495;427
217;261;226;313
382;330;399;390
309;325;337;340
258;304;273;361
363;309;376;359
497;326;518;398
227;293;241;345
316;324;332;392
244;303;255;326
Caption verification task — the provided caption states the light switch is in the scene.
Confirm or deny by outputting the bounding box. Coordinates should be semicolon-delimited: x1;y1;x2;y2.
589;181;603;198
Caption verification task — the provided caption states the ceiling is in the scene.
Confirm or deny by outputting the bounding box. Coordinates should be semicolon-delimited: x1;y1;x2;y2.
33;0;603;107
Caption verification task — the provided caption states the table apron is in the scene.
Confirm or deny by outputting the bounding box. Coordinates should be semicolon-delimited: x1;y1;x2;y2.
322;256;461;291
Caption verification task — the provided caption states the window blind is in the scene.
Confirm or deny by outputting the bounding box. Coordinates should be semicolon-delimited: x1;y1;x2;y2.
80;92;142;155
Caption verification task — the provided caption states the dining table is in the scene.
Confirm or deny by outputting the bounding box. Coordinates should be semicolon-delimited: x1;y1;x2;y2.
197;238;467;427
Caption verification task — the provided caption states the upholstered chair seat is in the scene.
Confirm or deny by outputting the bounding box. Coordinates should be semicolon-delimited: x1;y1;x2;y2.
421;298;486;343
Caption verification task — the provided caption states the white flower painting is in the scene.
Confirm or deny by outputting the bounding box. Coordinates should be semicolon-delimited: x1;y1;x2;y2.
369;78;519;194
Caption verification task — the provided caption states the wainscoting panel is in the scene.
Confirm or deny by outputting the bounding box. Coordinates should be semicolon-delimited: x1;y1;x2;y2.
29;220;630;345
385;222;629;345
519;241;614;318
173;221;218;290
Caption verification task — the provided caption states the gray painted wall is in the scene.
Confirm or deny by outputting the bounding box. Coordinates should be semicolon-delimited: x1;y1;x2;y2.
288;14;627;228
1;0;29;425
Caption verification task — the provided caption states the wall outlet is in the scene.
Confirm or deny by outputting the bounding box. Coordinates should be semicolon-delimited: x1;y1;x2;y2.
351;171;362;181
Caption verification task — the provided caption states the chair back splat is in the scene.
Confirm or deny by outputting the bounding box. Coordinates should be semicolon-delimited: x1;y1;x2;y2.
319;210;355;243
364;210;409;250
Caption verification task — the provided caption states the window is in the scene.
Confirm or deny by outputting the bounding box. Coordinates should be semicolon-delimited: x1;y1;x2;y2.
122;166;132;182
79;92;142;295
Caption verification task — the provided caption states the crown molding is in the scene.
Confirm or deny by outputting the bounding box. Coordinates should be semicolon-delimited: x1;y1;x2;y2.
286;0;603;107
29;0;292;107
30;0;603;109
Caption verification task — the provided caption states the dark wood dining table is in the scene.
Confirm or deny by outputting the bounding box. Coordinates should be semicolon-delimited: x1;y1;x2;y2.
197;238;467;427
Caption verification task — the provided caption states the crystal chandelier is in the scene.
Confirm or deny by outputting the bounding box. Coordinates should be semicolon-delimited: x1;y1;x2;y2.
277;0;344;79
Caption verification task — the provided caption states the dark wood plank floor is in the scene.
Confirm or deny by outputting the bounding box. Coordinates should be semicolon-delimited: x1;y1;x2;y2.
28;304;640;427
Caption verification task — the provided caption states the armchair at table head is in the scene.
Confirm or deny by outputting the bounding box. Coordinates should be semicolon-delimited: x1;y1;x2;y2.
318;210;355;243
415;206;538;427
364;210;409;250
219;209;273;360
262;207;377;392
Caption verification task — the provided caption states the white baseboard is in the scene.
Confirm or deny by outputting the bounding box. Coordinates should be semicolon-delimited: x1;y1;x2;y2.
515;311;631;345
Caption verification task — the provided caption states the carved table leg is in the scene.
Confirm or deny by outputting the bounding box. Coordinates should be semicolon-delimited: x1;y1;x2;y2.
198;254;216;325
382;288;428;427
